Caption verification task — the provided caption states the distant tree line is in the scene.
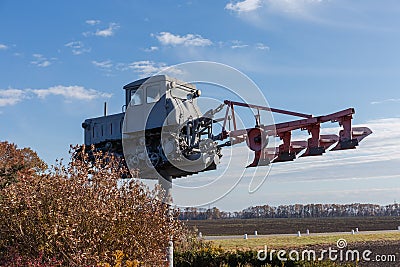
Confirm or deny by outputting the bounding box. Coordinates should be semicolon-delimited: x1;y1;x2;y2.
179;203;400;220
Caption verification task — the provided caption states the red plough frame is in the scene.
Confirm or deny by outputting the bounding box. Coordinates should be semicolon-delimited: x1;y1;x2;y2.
219;100;372;167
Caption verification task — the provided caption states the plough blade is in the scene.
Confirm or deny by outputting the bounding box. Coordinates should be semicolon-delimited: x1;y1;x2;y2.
301;146;325;157
320;134;339;150
301;134;340;157
246;149;271;167
352;127;373;143
272;152;296;163
331;139;358;150
331;127;372;151
272;141;307;163
291;141;308;155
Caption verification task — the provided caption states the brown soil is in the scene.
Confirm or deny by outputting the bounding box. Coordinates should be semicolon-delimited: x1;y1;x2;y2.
184;216;400;236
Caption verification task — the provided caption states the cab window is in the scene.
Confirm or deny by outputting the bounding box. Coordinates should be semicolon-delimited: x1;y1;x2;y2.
130;89;143;106
146;85;161;103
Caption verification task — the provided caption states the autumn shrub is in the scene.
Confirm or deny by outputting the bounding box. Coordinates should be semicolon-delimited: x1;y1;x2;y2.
0;141;47;190
0;145;184;266
0;249;62;267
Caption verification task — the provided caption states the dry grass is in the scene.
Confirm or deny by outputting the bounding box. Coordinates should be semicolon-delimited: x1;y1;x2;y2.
210;232;400;250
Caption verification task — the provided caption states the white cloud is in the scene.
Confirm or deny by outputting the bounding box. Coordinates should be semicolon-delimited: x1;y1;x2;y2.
0;44;8;50
230;40;249;49
95;22;120;37
144;46;159;52
92;60;113;69
39;61;51;67
65;41;91;55
371;98;400;105
218;40;269;51
231;44;249;49
154;32;213;47
31;86;112;100
266;0;324;14
0;89;27;107
151;32;268;55
120;61;168;78
225;0;262;13
30;54;56;67
92;59;172;78
86;19;101;25
226;0;327;24
255;42;270;50
83;22;120;37
0;86;111;107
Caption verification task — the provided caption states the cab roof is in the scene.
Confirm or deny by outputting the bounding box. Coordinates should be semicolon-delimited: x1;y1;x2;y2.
123;77;151;90
123;75;196;91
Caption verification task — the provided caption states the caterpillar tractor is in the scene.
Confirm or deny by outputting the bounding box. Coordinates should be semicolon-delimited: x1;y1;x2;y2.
81;75;372;179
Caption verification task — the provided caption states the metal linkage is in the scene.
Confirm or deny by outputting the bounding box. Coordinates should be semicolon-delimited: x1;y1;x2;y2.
220;100;372;167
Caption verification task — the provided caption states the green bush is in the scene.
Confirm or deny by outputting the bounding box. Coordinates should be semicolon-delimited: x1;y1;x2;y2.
174;246;357;267
174;246;296;267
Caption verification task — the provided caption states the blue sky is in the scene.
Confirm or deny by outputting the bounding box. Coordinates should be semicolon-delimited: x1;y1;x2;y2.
1;0;400;210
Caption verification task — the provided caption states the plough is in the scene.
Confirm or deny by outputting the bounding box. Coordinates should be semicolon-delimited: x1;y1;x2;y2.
219;100;372;167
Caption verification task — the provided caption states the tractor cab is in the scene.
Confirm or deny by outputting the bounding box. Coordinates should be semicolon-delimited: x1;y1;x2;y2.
123;75;202;134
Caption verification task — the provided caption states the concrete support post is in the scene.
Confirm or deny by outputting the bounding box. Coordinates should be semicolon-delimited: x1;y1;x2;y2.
159;173;173;267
